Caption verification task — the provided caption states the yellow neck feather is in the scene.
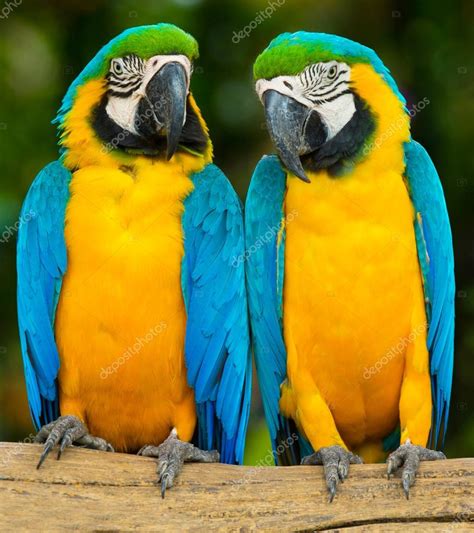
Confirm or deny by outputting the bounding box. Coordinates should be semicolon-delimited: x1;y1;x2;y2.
350;63;410;173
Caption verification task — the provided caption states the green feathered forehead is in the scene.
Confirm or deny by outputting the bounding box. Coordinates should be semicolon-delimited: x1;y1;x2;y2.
81;24;198;82
255;31;384;79
108;24;199;62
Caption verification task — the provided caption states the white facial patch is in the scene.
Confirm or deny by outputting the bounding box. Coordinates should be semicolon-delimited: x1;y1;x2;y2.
256;61;356;140
105;92;143;134
105;54;192;134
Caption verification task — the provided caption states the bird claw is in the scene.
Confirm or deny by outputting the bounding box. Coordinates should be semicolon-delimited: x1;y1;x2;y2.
386;441;446;498
161;473;171;499
34;415;114;469
138;429;220;498
37;441;54;470
301;445;362;502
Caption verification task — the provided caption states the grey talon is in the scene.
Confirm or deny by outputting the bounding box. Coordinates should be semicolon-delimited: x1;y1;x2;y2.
138;429;220;497
161;473;170;498
386;441;446;498
34;415;113;468
301;445;362;502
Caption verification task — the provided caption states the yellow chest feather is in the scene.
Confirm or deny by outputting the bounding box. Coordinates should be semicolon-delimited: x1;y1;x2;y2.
283;154;425;446
54;161;196;451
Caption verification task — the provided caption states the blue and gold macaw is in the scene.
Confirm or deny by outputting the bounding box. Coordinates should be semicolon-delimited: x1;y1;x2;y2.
17;24;251;495
246;32;454;500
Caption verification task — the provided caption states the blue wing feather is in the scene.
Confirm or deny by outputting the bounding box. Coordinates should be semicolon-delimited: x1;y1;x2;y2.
404;140;455;448
245;155;303;464
17;161;71;429
181;163;251;464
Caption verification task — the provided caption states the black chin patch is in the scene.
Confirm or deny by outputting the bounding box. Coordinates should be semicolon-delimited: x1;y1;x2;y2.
91;96;209;157
303;111;328;151
179;103;209;154
301;94;375;176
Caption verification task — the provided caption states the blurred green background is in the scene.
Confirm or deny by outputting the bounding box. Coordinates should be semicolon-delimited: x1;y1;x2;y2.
0;0;473;463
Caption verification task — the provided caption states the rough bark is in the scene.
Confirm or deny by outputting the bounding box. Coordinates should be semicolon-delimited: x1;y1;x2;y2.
0;442;472;531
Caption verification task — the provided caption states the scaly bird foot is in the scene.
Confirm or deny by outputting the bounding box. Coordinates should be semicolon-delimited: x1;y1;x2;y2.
138;428;220;498
386;440;446;499
34;415;114;469
302;445;363;503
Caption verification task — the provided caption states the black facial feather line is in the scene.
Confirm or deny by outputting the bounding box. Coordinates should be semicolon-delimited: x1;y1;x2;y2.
107;54;146;97
299;62;350;104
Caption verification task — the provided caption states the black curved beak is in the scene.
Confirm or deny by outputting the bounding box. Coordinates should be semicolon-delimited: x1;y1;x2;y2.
144;62;187;160
263;90;327;183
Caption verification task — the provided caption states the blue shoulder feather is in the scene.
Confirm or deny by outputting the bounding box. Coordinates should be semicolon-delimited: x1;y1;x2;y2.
181;163;252;464
404;140;455;448
17;161;71;429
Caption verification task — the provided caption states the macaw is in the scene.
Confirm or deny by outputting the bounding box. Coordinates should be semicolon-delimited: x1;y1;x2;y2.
246;32;454;500
17;24;251;495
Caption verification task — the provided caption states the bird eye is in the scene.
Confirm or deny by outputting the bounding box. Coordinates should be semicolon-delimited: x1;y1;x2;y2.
327;65;338;79
112;60;123;75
